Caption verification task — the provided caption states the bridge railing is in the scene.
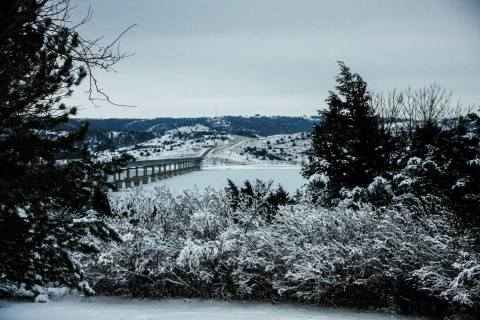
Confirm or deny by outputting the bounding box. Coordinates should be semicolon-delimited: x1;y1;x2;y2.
108;156;202;189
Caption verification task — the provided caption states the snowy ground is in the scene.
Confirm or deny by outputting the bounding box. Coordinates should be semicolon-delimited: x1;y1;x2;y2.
0;297;415;320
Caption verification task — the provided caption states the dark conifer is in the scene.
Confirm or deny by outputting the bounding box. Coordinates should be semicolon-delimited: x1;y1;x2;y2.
0;0;130;296
225;179;240;210
303;62;390;201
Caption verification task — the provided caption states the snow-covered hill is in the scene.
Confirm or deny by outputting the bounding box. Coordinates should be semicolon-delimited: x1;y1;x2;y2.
95;125;235;161
94;125;310;165
203;132;310;165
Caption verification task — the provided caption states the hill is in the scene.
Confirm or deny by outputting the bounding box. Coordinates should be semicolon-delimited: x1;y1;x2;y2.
65;115;320;153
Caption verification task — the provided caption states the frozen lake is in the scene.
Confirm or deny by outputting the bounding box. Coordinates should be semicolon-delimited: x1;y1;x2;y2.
0;297;413;320
118;165;306;194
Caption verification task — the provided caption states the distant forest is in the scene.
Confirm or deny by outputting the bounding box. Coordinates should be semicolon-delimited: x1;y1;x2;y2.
63;115;321;136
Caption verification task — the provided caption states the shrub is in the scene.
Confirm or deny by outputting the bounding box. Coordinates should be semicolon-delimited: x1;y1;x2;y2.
88;186;479;316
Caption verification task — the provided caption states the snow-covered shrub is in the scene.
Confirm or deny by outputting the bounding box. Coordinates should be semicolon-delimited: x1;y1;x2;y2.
190;210;224;239
412;252;480;309
271;204;471;313
367;176;393;205
336;177;392;208
177;239;220;269
89;186;480;316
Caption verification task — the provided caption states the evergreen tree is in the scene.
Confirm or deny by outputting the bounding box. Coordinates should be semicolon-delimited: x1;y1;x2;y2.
225;179;240;211
264;184;291;221
393;113;480;229
444;114;480;228
273;185;290;206
303;62;390;201
0;0;129;296
241;180;255;204
411;120;443;159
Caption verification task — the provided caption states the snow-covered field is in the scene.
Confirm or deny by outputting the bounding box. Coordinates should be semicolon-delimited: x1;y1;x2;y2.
116;166;305;194
0;297;414;320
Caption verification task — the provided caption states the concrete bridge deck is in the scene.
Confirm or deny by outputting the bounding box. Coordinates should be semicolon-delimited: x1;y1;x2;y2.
108;156;202;189
105;137;248;189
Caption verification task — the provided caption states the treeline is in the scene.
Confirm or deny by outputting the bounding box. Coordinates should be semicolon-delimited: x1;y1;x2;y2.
303;62;480;236
63;115;320;137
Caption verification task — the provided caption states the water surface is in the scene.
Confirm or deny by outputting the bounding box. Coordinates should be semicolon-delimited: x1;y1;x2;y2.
135;165;306;194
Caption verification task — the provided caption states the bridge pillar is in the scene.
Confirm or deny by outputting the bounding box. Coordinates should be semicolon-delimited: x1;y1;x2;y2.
157;165;162;180
142;166;148;184
125;167;131;188
151;166;156;182
131;166;138;186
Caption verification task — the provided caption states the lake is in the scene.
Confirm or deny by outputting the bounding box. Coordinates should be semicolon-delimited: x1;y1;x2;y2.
118;165;306;194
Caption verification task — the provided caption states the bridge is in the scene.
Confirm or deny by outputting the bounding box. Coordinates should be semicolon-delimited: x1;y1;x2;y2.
105;136;248;189
108;156;202;189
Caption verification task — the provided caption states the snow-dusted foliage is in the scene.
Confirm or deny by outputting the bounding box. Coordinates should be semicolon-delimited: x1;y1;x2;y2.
0;207;121;299
88;186;479;315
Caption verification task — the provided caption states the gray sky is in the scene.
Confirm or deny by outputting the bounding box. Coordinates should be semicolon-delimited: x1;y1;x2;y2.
71;0;480;118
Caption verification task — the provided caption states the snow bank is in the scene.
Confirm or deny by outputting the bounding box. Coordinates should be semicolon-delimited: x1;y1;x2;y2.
0;297;413;320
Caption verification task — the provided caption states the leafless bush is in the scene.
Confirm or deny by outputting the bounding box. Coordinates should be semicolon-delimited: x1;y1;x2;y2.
372;84;475;138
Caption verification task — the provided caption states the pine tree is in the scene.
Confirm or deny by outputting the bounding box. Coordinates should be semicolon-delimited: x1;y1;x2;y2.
400;113;480;228
273;185;290;206
444;114;480;228
0;0;129;296
303;62;390;201
225;179;240;210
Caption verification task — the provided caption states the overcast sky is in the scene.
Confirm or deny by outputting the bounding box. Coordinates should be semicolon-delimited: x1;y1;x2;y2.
71;0;480;118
